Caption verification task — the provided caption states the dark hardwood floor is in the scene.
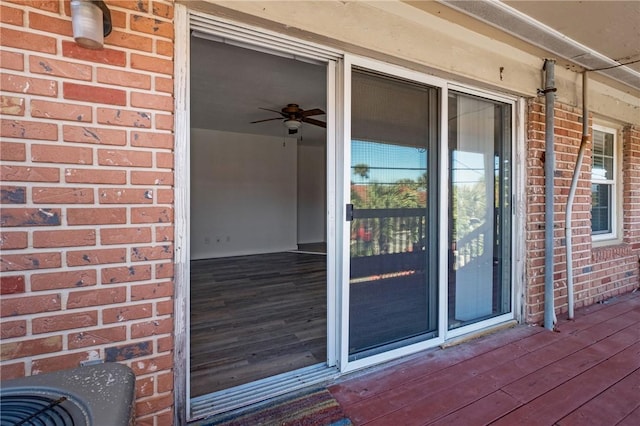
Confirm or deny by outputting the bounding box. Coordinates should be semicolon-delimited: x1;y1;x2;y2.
190;252;327;397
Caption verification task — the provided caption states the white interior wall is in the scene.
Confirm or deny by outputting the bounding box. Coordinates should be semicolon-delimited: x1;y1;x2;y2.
190;128;298;259
297;143;326;244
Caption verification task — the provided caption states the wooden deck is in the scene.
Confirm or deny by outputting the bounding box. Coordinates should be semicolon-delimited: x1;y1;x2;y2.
329;290;640;425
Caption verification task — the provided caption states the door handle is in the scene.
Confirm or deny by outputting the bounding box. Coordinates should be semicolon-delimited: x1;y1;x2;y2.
346;204;354;221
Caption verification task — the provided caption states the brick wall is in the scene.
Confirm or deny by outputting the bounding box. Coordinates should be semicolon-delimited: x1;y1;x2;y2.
525;99;640;324
0;1;175;424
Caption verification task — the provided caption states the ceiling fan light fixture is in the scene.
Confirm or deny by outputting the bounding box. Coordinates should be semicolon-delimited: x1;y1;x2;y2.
283;119;302;130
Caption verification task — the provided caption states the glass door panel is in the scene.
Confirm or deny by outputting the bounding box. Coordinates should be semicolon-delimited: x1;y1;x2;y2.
448;91;512;329
348;69;439;359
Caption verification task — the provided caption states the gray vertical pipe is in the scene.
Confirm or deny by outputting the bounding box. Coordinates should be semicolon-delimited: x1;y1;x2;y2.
544;59;556;330
565;72;589;320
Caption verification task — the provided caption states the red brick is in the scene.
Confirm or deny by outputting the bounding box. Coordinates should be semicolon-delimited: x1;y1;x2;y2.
67;248;126;266
105;29;153;52
31;351;93;375
31;99;92;122
0;51;24;71
0;275;25;295
105;341;153;362
64;82;126;106
106;7;127;28
155;114;173;131
103;303;152;324
1;4;23;25
131;281;173;301
156;300;173;316
0;362;24;380
19;1;60;13
1;95;25;116
1;207;61;227
135;393;173;417
131;53;172;75
0;336;62;361
156;39;173;57
99;188;153;204
0;27;56;54
157;371;173;393
152;2;174;19
0;252;61;272
31;144;93;164
97;108;151;128
62;41;126;66
1;320;26;339
0;73;57;96
67;286;126;309
0;231;28;250
155;226;173;242
1;119;57;140
29;55;92;80
154;76;173;94
63;125;127;146
130;14;173;38
136;376;155;398
155;263;173;279
31;269;97;291
131;207;173;224
131;317;172;338
65;168;127;184
132;244;173;261
129;353;172;375
131;171;173;185
101;227;152;245
29;11;72;36
131;131;173;148
102;265;152;284
157;189;173;204
0;294;61;318
67;207;126;225
131;92;173;111
98;149;153;167
33;311;97;334
0;141;26;161
32;187;94;204
1;185;26;203
97;67;151;89
156;152;173;169
33;229;96;248
68;325;127;349
1;166;60;182
157;335;172;353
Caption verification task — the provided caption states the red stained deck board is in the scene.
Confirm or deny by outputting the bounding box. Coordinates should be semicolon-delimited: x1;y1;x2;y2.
557;368;640;426
329;324;541;405
617;405;640;426
501;324;640;404
493;341;640;425
429;390;521;426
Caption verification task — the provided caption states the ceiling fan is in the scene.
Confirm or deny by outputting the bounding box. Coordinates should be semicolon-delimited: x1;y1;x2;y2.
251;104;326;134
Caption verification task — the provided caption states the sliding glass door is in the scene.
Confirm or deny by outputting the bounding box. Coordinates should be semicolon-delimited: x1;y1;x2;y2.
447;91;512;330
342;58;514;367
347;68;439;360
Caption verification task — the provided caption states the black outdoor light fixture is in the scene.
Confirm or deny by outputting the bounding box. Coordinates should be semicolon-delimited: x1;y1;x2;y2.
71;0;112;49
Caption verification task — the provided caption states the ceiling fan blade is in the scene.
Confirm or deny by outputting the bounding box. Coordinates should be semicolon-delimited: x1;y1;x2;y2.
250;117;283;124
303;117;327;128
301;108;325;117
258;107;287;117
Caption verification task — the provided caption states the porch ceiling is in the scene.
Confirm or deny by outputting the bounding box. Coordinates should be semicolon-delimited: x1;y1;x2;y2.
439;0;640;90
190;1;639;142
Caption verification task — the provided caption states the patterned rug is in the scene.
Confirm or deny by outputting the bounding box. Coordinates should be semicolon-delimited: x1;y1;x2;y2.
201;388;352;426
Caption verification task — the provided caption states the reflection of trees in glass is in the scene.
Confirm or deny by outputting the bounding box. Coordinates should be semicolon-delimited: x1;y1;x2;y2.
351;164;426;257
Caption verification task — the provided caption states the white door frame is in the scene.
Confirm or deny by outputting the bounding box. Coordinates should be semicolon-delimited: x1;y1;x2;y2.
173;4;342;423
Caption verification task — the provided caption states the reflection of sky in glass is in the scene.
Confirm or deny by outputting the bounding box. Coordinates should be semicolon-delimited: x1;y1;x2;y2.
351;140;427;184
451;151;486;185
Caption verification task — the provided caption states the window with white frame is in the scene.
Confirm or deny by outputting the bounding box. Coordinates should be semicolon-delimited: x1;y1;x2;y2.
591;126;617;239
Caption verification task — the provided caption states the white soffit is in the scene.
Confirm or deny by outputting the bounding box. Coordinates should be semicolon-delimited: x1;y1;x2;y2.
439;0;640;91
